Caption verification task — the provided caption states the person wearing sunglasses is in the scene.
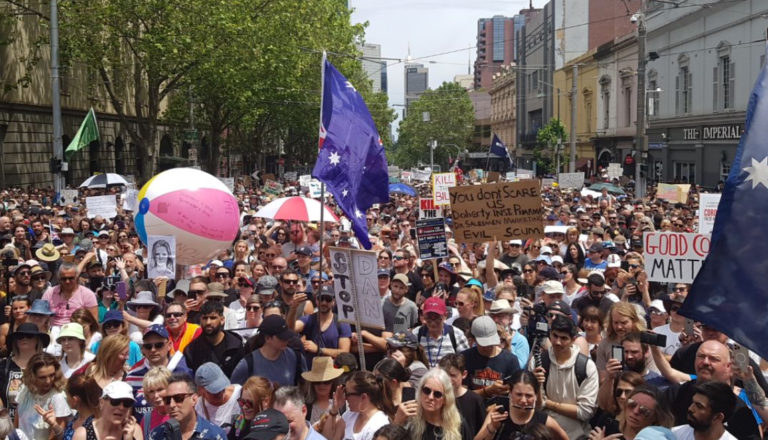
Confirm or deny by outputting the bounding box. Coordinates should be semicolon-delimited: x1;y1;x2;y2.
590;385;674;440
164;303;202;356
147;373;227;440
42;262;99;328
289;285;351;365
321;371;392;440
71;381;140;440
230;376;275;440
279;271;313;321
394;368;469;440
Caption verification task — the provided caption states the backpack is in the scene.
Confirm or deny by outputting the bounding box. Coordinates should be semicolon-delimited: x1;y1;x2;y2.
417;324;458;352
540;350;590;388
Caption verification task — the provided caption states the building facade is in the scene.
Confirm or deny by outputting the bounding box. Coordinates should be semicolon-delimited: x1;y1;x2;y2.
360;43;388;94
474;16;516;90
644;0;767;187
489;65;516;155
404;63;428;112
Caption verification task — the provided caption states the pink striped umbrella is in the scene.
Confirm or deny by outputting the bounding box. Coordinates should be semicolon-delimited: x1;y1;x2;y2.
254;196;340;223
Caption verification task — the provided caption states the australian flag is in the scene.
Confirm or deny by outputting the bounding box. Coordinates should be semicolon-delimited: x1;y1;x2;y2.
490;134;514;167
313;58;389;249
681;46;768;361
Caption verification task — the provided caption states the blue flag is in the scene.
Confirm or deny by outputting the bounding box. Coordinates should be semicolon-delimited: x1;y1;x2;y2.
681;47;768;360
312;58;389;249
490;134;513;166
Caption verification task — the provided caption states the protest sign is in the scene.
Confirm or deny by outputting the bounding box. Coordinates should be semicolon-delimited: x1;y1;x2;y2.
122;189;139;212
412;169;431;182
657;183;690;203
329;247;385;329
487;171;500;183
432;172;456;206
263;180;283;196
517;169;533;180
283;171;297;182
387;165;401;178
219;177;235;192
448;180;544;244
541;178;555;188
416;218;448;260
85;195;117;219
401;171;413;183
147;235;176;280
607;163;622;180
262;173;276;182
308;180;322;198
60;189;79;205
419;198;443;219
299;174;312;187
643;232;710;283
505;172;516;181
698;193;721;235
558;172;585;189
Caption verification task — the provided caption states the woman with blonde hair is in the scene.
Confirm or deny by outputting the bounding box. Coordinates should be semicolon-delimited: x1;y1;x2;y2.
395;368;469;440
230;376;275;440
233;240;254;264
450;288;483;324
596;302;646;381
84;334;131;389
16;352;72;439
140;366;171;435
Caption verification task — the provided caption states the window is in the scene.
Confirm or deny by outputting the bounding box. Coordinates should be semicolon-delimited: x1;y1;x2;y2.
676;66;692;115
493;18;505;62
721;161;731;181
648;70;660;118
600;76;611;129
674;162;695;183
624;85;633;127
713;50;734;111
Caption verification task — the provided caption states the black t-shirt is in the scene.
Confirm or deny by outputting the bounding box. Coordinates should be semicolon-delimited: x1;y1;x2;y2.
0;357;22;420
495;410;548;440
456;389;486;438
665;380;760;440
461;347;520;391
415;421;472;440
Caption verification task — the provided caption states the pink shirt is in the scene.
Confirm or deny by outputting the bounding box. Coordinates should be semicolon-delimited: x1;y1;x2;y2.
42;285;98;327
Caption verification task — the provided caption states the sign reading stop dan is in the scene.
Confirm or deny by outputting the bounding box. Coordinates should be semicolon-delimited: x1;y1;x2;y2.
448;180;544;244
643;232;711;283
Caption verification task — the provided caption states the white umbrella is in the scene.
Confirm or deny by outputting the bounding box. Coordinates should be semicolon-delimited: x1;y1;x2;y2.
254;196;339;223
79;173;129;189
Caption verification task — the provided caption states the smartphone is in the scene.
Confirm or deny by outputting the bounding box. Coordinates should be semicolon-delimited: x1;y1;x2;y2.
409;228;417;240
612;345;624;363
733;344;751;371
116;281;127;301
684;318;695;335
401;387;416;402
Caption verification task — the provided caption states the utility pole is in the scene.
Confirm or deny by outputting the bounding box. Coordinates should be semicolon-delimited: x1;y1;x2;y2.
429;140;437;172
50;0;64;195
634;6;647;197
569;64;578;172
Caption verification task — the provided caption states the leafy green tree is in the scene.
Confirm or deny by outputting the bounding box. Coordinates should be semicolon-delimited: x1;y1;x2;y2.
534;118;567;175
394;81;474;170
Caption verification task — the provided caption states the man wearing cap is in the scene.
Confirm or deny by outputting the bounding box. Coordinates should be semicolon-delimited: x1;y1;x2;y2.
294;246;316;289
462;316;520;400
241;409;290;440
412;297;469;368
382;273;419;335
256;275;279;301
571;273;612;317
126;324;192;422
583;243;607;273
230;276;256;328
288;286;351;363
148;373;227;440
273;386;326;440
42;262;98;327
376;269;391;301
194;362;242;434
183;301;245;377
488;298;529;369
231;315;307;386
165;303;202;356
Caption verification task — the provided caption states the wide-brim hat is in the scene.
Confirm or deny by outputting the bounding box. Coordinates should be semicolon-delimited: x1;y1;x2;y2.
301;356;344;383
30;265;51;281
35;243;61;263
8;322;50;348
57;322;85;342
126;291;160;311
26;299;54;316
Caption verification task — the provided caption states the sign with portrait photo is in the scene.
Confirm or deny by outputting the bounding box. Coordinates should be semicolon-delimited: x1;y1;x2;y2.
147;235;176;280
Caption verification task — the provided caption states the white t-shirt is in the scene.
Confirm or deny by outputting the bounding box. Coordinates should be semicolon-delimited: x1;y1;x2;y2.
15;386;71;439
61;351;96;378
194;385;242;431
341;410;389;440
654;323;682;355
672;425;738;439
229;300;246;328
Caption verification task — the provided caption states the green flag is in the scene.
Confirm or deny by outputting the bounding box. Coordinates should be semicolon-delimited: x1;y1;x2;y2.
65;108;100;159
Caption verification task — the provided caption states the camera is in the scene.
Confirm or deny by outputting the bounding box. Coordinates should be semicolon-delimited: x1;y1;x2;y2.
525;303;550;338
640;331;667;347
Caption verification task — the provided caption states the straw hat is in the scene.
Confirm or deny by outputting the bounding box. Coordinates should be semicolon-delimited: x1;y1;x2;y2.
301;356;344;383
35;243;61;262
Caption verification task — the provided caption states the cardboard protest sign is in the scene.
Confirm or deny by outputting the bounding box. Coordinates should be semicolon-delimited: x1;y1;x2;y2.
262;173;276;182
643;232;710;283
329;247;385;329
558;172;585;189
283;171;297;182
419;198;443;219
122;189;139;212
60;189;79;205
432;172;456;206
86;195;117;219
698;194;721;235
147;235;176;280
606;163;622;180
487;171;500;183
416;218;448;260
263;180;283;196
448;180;544;244
299;175;312;187
657;183;690;203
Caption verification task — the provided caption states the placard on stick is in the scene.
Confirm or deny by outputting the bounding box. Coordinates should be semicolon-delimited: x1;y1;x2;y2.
329;247;385;329
448;180;544;244
415;218;448;260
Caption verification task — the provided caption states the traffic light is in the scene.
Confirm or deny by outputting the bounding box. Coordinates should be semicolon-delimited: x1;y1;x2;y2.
49;157;62;173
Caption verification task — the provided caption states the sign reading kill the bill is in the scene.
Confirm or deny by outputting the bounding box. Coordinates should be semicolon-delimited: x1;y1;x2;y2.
448;180;544;244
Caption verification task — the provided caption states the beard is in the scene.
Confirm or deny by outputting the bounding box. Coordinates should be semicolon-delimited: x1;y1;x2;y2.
203;323;224;336
687;413;712;431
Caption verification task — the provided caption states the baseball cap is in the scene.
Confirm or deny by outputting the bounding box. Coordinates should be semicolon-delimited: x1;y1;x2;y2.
377;269;391;278
101;381;135;401
295;246;313;256
649;299;666;313
245;409;290;440
540;246;553;255
257;275;278;295
471;316;500;347
317;285;335;299
195;362;230;394
588;243;604;253
422;297;446;316
606;254;622;268
144;324;169;339
540;280;564;295
538;266;561;281
391;273;410;286
548;300;571;316
509;239;523;246
259;315;295;340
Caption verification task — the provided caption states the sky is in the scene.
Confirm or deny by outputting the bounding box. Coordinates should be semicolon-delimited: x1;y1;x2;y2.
349;0;549;133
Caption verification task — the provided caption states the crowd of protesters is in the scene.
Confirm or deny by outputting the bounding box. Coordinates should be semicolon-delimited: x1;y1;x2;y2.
0;173;762;440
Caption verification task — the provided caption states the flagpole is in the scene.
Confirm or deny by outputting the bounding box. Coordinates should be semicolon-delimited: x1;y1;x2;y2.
318;51;327;280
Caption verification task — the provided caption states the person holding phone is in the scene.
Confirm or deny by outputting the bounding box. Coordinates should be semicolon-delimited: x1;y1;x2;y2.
438;354;485;438
396;368;471;440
